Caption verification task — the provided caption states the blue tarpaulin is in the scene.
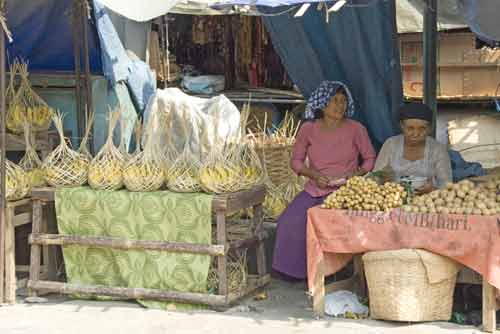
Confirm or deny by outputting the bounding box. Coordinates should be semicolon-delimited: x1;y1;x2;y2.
5;0;102;72
261;1;403;149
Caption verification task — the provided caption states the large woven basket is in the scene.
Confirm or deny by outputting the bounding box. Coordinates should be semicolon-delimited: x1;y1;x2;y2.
362;249;459;322
255;143;294;186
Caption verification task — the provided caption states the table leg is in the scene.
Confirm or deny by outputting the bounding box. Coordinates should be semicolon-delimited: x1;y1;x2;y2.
253;204;266;277
482;278;497;333
216;212;228;299
43;203;58;281
28;200;43;299
312;258;325;317
4;206;15;303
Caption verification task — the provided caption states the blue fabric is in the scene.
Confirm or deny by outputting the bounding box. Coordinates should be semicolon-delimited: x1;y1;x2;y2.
93;1;155;113
304;81;355;119
458;0;500;45
448;149;486;182
261;1;403;149
92;0;131;84
5;0;102;72
127;60;156;114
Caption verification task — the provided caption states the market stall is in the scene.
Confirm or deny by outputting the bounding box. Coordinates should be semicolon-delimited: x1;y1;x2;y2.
307;177;500;332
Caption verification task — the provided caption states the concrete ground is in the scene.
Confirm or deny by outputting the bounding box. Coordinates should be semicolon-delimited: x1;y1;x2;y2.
0;279;493;334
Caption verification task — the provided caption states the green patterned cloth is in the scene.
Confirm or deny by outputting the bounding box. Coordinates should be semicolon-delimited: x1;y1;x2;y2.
55;187;213;309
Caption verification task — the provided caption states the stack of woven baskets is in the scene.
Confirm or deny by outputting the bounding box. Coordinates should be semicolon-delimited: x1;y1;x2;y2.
248;111;304;220
362;249;460;322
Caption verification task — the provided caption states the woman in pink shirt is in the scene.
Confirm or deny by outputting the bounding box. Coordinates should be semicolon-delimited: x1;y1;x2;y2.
272;81;376;280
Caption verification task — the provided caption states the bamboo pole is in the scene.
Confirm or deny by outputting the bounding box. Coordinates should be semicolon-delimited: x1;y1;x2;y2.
28;280;228;307
81;0;93;153
72;0;83;144
29;234;226;256
0;6;6;304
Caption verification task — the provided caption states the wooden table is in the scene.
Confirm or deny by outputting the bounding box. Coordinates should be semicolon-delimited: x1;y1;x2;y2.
312;258;499;333
27;186;270;307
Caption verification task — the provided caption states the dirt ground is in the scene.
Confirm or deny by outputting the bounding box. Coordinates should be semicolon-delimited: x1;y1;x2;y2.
0;279;493;334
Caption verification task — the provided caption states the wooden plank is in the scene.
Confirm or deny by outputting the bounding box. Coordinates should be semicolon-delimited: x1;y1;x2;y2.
34;186;267;213
482;279;497;333
4;207;15;303
28;200;43;298
6;198;32;208
212;186;266;213
0;198;4;303
27;280;228;307
216;212;228;299
13;212;31;228
16;265;48;273
30;234;226;256
312;259;325;317
31;188;55;202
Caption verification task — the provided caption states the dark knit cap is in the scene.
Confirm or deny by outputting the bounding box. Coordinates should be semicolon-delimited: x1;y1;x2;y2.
399;102;433;123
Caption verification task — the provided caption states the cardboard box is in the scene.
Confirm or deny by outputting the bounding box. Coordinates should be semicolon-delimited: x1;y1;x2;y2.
400;32;500;99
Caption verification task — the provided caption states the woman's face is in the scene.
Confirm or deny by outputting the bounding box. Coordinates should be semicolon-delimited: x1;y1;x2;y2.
401;119;430;145
323;92;347;121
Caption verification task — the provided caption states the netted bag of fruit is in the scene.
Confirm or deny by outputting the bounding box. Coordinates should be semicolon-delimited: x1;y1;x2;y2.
19;122;45;187
88;110;124;191
42;112;89;187
77;112;94;161
5;159;31;201
6;61;52;133
166;108;202;193
199;108;245;194
123;114;164;192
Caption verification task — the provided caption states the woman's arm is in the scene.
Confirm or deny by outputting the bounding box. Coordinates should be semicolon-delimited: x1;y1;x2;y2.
354;125;376;173
290;123;330;188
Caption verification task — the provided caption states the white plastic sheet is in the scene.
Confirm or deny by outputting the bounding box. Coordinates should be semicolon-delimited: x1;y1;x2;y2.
142;88;241;159
324;291;369;317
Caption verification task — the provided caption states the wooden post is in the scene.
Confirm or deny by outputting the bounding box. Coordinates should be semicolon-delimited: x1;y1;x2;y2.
312;259;325;317
253;204;266;277
482;279;497;333
216;212;228;298
72;0;84;143
0;8;7;304
4;206;15;303
81;0;93;152
27;200;43;299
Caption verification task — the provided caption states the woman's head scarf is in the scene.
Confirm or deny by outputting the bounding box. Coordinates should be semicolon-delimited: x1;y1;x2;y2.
304;81;355;120
399;102;433;123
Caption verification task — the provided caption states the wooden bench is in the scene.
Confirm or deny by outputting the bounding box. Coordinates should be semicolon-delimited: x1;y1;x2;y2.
312;257;499;333
27;186;270;307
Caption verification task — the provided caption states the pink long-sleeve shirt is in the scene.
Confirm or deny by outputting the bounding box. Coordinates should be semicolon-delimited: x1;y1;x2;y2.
291;120;376;197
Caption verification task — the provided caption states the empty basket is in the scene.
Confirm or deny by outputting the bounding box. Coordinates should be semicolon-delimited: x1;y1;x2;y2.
362;249;459;322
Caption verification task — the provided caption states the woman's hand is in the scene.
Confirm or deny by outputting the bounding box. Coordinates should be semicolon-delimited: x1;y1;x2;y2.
415;182;434;195
313;173;331;189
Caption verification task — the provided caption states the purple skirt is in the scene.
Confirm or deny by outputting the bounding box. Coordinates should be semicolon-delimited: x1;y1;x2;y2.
272;191;327;280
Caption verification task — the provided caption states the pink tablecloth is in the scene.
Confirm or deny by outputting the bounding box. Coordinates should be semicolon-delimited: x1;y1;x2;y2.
307;208;500;298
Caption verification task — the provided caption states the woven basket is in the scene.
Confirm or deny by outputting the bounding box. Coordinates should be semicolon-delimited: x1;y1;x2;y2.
255;143;294;186
362;249;459;322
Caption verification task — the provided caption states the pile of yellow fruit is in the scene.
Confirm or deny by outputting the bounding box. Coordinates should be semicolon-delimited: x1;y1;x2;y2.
323;176;407;212
403;180;500;215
